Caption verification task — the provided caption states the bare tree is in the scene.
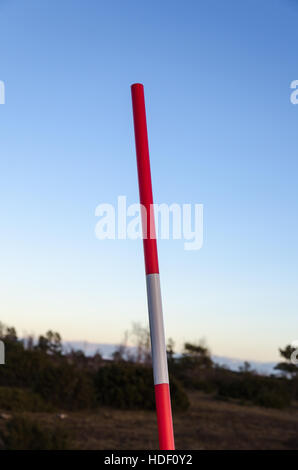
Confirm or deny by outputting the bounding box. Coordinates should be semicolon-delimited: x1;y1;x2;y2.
130;322;152;364
113;330;133;362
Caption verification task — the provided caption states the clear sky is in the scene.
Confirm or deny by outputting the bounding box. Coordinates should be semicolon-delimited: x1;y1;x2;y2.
0;0;297;362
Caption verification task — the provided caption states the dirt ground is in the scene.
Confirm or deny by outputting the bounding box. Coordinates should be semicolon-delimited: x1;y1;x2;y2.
1;391;298;449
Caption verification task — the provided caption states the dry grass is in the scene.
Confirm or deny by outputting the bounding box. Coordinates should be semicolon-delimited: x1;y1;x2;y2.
1;391;298;449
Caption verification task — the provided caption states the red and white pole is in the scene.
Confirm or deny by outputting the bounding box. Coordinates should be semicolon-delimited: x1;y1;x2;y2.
131;83;175;450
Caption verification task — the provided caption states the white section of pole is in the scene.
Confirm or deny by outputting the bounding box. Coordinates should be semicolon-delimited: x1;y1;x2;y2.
146;273;169;385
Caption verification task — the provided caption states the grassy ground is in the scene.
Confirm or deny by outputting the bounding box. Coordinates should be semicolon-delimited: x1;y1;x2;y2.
1;391;298;449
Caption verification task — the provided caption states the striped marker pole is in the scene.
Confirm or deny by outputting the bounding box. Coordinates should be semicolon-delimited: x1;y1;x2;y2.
131;83;175;450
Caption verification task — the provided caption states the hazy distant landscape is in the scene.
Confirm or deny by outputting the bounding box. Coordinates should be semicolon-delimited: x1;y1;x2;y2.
65;341;278;375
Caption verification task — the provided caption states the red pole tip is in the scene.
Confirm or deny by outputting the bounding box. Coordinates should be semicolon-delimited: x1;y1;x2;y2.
131;83;144;89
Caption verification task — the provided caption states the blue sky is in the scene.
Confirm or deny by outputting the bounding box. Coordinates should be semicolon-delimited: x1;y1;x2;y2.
0;0;297;361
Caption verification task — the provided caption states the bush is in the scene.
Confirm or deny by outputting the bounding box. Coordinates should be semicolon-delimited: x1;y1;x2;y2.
169;356;216;393
94;363;189;411
1;417;70;450
0;387;52;412
0;340;96;410
215;372;291;409
170;377;190;411
33;363;96;410
95;364;155;410
254;388;289;409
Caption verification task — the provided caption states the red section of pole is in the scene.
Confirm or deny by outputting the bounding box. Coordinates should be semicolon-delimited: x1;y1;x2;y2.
155;384;175;450
131;83;175;450
131;83;159;275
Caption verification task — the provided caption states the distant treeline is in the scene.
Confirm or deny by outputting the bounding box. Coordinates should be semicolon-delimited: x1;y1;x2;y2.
0;322;297;414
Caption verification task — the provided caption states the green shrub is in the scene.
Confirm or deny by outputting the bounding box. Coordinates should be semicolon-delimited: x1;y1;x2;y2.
216;372;291;409
170;376;190;411
169;356;216;393
95;364;155;410
1;417;70;450
254;388;290;409
33;363;96;410
0;387;52;412
94;363;189;411
0;341;96;411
